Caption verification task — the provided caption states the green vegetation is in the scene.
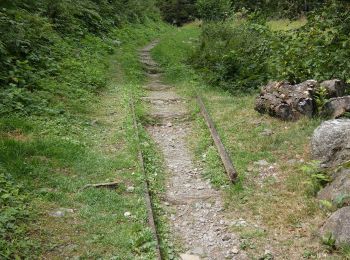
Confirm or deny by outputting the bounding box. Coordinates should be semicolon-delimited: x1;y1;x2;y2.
158;0;197;26
231;0;323;18
2;0;350;258
0;0;173;256
151;22;348;258
192;1;350;93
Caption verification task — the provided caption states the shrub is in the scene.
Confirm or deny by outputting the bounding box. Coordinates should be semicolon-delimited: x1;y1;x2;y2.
192;16;273;92
0;0;161;115
0;168;36;259
196;0;232;21
191;1;350;92
270;2;350;83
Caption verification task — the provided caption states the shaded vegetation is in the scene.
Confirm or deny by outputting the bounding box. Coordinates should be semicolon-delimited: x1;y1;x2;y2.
151;22;346;260
158;0;197;25
191;1;350;93
0;0;170;258
0;0;159;115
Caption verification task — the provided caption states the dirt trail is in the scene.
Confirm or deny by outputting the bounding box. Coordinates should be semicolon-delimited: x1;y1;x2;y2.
140;42;246;260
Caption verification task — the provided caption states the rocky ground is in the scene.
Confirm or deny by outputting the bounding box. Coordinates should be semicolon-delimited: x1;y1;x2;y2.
140;42;246;260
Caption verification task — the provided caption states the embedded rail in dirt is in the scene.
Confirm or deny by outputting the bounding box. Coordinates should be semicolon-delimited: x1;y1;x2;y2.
139;41;245;260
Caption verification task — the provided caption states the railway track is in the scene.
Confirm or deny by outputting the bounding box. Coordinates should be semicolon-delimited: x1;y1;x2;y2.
132;41;241;260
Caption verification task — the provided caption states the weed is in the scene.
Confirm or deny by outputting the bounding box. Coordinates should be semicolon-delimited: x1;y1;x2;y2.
322;232;336;252
314;86;329;114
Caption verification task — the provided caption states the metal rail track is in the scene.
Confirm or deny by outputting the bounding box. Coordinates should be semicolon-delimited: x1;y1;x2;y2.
130;99;162;260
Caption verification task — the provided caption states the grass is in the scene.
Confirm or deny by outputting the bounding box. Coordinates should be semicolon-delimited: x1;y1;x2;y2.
267;17;307;31
151;22;346;259
0;21;172;259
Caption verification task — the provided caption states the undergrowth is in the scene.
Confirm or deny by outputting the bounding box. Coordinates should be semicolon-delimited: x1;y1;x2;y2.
152;22;347;259
191;1;350;93
0;21;171;258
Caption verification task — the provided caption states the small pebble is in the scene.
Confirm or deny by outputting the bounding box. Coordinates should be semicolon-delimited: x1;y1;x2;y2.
232;247;239;254
126;186;135;193
222;234;231;241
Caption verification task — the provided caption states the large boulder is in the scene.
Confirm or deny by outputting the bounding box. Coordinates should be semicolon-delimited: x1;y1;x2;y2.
255;80;318;121
321;96;350;119
320;206;350;247
318;168;350;203
311;119;350;168
319;79;348;98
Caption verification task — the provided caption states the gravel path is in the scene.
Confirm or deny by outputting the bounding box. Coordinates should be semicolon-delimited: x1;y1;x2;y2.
140;42;246;260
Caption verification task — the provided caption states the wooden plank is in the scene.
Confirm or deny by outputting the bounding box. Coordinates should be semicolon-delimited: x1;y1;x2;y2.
130;99;162;260
196;96;238;183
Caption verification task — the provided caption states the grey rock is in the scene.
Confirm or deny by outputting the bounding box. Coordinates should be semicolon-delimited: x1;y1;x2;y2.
320;206;350;246
124;211;131;218
311;119;350;167
49;208;74;217
287;159;297;165
321;96;350;119
49;210;65;217
318;168;350;203
320;79;347;98
222;234;231;241
190;247;205;256
232;247;239;254
254;160;269;167
260;128;274;136
180;254;200;260
126;186;135;193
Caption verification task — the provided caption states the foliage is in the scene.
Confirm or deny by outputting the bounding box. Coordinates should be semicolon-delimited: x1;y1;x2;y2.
0;21;171;258
191;16;272;92
301;161;331;195
314;86;329;114
322;232;337;251
0;0;160;115
270;2;350;83
0;168;36;259
191;1;350;93
0;0;168;258
158;0;197;25
196;0;232;21
231;0;324;18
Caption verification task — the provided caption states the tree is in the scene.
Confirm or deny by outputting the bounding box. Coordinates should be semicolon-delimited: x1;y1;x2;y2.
158;0;197;25
196;0;232;21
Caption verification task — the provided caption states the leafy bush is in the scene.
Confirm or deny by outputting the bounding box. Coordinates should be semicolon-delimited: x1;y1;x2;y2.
231;0;324;18
192;16;272;92
0;0;160;115
191;1;350;92
159;0;197;26
196;0;232;21
270;2;350;83
0;168;36;259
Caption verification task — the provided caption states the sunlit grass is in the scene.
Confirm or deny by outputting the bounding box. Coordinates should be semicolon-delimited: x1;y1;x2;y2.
267;17;307;31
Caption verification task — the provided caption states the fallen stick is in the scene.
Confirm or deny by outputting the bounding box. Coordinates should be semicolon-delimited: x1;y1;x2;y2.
79;181;120;191
197;95;238;183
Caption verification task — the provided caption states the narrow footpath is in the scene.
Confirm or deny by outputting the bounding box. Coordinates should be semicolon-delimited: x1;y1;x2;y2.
140;42;246;260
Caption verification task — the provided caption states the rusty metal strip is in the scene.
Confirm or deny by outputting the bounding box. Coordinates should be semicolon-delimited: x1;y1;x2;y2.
130;98;162;260
196;95;238;183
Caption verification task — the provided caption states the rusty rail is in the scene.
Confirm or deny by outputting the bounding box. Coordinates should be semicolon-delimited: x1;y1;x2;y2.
130;98;162;260
196;95;238;183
